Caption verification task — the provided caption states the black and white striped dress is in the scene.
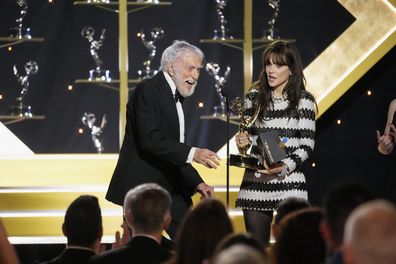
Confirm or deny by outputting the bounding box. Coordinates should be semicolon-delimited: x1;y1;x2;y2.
235;88;316;211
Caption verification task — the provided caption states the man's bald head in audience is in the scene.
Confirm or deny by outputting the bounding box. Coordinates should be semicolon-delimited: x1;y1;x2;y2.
343;199;396;264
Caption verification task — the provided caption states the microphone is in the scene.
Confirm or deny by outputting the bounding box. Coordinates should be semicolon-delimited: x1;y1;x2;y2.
221;85;231;98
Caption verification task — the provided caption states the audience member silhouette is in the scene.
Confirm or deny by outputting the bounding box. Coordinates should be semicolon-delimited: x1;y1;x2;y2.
165;198;233;264
262;197;311;264
343;199;396;264
0;218;19;264
213;233;265;256
39;195;103;264
211;244;268;264
89;183;172;264
272;197;311;241
320;182;373;264
273;207;326;264
209;233;266;264
111;217;175;251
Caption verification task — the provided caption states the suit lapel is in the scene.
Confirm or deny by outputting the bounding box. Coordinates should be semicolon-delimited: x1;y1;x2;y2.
156;73;180;137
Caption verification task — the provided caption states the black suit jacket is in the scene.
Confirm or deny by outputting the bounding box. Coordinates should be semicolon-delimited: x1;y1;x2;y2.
106;72;203;205
89;236;171;264
39;248;96;264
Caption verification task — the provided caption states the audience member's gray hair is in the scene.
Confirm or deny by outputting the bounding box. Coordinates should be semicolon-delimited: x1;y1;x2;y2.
159;40;204;71
123;183;171;233
343;199;396;264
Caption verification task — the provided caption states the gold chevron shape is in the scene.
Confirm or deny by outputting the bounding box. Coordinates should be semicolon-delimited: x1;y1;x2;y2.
305;0;396;118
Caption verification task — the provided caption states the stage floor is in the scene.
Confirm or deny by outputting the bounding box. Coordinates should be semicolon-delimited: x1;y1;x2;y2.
0;154;245;244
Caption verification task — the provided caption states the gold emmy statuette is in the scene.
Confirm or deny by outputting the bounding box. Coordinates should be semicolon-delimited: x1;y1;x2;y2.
229;97;261;169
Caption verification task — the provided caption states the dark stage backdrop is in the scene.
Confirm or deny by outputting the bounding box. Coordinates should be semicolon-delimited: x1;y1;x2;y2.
0;0;395;203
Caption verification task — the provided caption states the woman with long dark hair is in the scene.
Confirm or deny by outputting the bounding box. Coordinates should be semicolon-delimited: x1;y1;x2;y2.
235;40;316;246
165;198;233;264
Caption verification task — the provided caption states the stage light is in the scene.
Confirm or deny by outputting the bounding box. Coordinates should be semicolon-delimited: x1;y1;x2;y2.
336;119;342;125
8;47;12;52
312;162;316;168
78;128;84;134
367;90;372;96
0;94;3;100
67;85;73;91
198;102;204;108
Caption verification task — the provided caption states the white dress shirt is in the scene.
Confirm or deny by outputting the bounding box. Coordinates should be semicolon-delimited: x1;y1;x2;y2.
163;72;196;163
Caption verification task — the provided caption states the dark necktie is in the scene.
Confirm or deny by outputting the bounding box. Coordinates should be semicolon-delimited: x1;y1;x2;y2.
174;90;184;104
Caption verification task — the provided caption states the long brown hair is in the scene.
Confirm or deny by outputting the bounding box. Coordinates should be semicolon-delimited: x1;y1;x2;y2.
166;199;234;264
255;40;307;119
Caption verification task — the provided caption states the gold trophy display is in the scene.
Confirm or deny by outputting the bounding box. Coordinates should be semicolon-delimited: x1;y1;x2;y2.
212;0;233;40
81;26;111;82
229;97;261;169
81;112;107;154
9;61;38;117
137;27;165;79
263;0;280;40
9;0;31;39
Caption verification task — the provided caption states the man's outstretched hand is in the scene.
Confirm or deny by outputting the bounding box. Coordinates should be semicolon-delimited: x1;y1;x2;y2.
193;148;221;169
196;183;215;198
